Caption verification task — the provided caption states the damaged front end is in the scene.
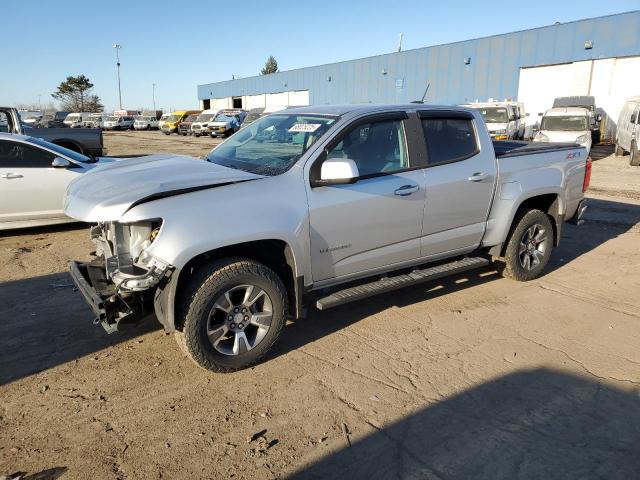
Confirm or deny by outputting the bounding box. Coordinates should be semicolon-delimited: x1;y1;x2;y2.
69;220;174;334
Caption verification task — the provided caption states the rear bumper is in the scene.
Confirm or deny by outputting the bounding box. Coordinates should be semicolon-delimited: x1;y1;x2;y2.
568;199;588;225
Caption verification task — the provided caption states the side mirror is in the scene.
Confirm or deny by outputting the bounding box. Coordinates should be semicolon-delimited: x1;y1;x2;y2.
313;158;359;186
52;157;70;168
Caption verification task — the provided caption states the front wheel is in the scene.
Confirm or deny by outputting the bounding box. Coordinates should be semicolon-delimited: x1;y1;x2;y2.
502;209;554;281
176;258;288;372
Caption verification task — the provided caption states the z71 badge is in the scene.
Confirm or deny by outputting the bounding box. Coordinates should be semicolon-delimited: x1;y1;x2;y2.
566;151;582;159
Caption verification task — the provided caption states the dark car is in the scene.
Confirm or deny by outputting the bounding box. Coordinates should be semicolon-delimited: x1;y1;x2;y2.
178;114;198;136
35;111;70;128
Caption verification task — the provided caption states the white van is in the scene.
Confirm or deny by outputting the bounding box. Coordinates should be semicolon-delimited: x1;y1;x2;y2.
533;107;592;153
465;102;520;140
64;112;91;128
615;96;640;166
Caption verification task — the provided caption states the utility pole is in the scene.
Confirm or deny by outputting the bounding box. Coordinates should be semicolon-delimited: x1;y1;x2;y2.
37;94;41;111
113;44;123;109
397;33;403;53
152;83;156;111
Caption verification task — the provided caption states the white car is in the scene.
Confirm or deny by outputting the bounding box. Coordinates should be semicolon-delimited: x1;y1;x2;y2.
134;116;160;130
158;114;170;130
533;107;592;154
103;116;135;131
0;133;114;230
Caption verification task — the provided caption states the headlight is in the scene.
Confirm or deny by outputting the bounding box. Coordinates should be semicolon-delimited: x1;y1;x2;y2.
575;134;589;145
534;132;549;142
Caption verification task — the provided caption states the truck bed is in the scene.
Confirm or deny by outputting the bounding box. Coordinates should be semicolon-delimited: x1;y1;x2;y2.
493;140;580;158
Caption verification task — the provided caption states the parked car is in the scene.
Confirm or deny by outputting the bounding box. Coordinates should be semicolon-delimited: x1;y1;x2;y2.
191;109;220;137
533;107;592;153
1;107;104;156
465;102;520;140
178;114;199;136
103;116;135;131
64;112;91;128
134;116;160;131
65;104;590;372
0;133;114;230
84;113;108;129
615;96;640;166
553;96;601;143
35;111;70;128
207;110;246;137
158;113;171;130
19;111;42;126
161;110;202;135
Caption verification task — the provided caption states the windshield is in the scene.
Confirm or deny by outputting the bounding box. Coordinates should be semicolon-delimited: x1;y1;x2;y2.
167;115;181;122
184;115;198;122
106;116;118;121
66;115;79;121
205;114;337;176
26;137;92;162
214;114;236;122
541;116;588;131
475;107;508;123
195;114;214;122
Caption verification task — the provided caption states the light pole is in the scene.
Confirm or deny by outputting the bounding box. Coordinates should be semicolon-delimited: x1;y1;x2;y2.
152;83;156;111
113;44;123;110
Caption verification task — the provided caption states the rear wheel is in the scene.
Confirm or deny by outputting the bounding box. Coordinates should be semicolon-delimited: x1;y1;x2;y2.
630;141;640;167
176;258;288;372
502;209;554;281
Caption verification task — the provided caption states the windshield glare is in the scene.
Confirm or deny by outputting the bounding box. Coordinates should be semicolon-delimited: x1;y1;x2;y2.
476;107;508;123
196;114;214;122
541;116;588;131
27;137;92;162
106;116;118;121
205;114;337;176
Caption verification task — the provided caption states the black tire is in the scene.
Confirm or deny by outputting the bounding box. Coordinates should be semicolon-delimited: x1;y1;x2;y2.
502;209;554;282
630;142;640;167
176;258;288;372
164;131;170;135
615;143;625;157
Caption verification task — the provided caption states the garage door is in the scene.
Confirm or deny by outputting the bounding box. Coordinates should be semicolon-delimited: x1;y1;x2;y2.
518;57;640;141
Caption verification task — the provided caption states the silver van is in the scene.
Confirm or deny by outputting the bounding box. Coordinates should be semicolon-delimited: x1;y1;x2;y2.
615;96;640;166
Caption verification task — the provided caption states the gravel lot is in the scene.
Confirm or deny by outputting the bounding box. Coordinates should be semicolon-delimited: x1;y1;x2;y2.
1;133;639;479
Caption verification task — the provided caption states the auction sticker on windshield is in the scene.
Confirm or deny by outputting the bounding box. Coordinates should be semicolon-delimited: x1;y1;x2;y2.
288;123;321;132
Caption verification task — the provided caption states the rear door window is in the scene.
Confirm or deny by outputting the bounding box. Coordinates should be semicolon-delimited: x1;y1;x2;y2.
421;117;478;166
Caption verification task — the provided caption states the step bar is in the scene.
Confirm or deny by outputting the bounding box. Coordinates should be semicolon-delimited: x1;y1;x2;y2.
315;256;490;310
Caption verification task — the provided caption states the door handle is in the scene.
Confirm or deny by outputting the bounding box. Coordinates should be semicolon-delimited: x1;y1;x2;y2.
0;173;23;179
394;184;419;196
468;172;489;182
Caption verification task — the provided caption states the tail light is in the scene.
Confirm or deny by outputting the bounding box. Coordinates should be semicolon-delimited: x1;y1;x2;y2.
583;157;592;192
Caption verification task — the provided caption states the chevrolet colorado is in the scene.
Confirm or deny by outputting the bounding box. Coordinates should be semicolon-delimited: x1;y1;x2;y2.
65;104;590;372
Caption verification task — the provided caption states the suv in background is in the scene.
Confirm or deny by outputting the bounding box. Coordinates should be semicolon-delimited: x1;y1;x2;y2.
615;96;640;166
103;116;135;131
553;96;601;143
178;114;199;136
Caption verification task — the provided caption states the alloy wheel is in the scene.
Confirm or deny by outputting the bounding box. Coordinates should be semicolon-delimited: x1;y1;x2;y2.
518;224;548;270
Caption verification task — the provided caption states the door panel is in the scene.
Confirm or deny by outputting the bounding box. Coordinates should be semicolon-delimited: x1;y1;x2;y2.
307;117;426;282
309;171;425;281
0;140;82;223
418;115;496;257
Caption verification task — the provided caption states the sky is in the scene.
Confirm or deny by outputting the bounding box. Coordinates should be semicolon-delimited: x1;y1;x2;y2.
2;0;638;112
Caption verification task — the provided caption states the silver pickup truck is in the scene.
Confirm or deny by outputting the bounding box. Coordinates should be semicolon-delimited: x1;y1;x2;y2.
65;104;590;372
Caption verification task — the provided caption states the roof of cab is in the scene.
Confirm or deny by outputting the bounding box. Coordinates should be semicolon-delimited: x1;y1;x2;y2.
271;103;475;116
544;107;590;117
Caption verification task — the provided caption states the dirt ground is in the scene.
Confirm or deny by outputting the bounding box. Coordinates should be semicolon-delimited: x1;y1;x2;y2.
1;133;639;479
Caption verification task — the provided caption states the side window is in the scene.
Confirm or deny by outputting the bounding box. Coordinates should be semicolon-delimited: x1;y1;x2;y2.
0;141;56;168
421;118;478;166
326;119;409;176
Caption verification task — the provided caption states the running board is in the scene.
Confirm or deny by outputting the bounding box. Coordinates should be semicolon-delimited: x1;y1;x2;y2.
315;256;490;310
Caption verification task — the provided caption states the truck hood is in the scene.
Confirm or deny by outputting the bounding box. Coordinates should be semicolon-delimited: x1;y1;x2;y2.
64;154;264;221
540;130;589;143
209;121;231;127
486;122;508;132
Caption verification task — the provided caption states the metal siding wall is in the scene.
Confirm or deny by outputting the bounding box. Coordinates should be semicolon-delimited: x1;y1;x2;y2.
198;11;640;106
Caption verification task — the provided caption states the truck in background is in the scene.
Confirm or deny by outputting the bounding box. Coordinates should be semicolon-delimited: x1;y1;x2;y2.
533;107;592;153
552;96;601;143
65;112;92;128
464;102;522;140
161;110;201;135
191;109;220;137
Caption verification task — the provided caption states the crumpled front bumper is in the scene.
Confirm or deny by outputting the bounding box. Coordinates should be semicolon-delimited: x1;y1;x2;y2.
69;259;156;334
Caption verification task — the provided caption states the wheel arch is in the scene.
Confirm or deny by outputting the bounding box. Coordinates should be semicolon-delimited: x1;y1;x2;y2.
155;239;303;333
